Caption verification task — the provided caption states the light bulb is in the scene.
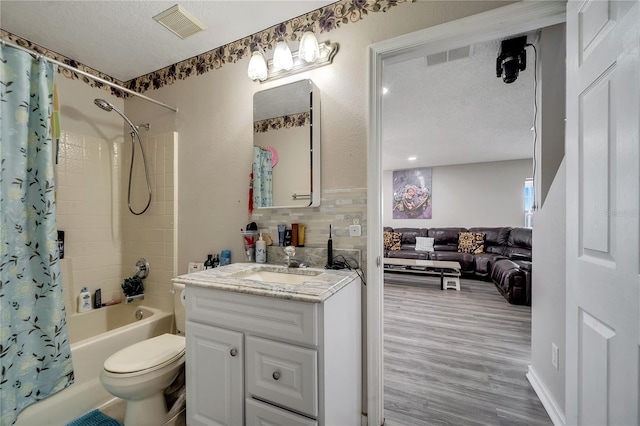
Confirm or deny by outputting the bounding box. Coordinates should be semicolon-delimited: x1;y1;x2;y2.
298;30;320;63
247;49;268;81
273;39;293;71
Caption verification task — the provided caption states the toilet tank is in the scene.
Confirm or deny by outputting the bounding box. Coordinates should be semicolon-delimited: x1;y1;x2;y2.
172;283;186;335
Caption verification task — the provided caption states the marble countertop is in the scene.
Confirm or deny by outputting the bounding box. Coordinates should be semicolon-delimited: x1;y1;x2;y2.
172;263;358;303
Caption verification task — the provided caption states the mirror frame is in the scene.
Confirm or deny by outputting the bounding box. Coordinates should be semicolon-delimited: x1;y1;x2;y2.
253;79;320;208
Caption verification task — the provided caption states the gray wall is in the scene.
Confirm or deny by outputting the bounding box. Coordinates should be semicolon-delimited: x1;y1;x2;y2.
530;23;566;419
539;24;566;207
383;159;532;229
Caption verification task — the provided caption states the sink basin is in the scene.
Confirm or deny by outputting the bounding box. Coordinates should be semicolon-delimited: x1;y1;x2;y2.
233;268;320;285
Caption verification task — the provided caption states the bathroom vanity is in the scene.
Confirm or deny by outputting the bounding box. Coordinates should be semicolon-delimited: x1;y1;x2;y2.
173;264;361;426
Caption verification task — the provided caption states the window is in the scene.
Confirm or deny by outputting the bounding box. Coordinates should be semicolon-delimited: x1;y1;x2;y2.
524;178;534;228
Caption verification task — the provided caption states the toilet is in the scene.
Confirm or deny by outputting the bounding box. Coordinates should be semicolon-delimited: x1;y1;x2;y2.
100;283;186;426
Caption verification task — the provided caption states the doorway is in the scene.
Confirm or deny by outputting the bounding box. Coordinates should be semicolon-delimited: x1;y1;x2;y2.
366;3;566;425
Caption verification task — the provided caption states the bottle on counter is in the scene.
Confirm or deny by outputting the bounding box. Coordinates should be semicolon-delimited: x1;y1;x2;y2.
212;253;220;268
204;254;213;270
256;232;267;264
220;250;231;266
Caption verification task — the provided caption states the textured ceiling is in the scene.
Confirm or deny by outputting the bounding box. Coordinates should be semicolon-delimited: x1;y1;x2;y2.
382;36;537;171
1;1;335;81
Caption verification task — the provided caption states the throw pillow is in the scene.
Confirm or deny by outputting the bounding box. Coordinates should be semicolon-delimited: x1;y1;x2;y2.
383;231;402;251
415;237;435;252
458;232;485;254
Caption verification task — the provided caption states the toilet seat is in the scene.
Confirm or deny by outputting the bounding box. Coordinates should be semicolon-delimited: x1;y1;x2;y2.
104;333;185;375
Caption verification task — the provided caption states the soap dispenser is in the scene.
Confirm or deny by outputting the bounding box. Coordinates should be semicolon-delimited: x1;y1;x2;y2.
256;232;267;264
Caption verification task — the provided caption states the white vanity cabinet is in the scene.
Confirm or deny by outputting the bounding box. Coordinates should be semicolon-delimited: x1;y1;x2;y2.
184;275;361;426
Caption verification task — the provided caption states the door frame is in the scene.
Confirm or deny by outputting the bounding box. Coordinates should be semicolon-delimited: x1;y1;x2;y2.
366;2;566;425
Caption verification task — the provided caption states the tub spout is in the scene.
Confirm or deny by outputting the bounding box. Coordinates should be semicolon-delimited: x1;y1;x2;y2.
125;294;144;304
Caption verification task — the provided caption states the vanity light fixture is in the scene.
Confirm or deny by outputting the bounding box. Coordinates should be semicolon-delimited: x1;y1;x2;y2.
298;30;320;63
408;156;417;161
273;38;294;71
247;48;268;82
248;42;338;83
247;27;337;83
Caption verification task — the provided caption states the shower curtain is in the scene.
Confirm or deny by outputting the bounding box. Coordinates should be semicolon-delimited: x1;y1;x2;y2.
0;46;74;425
252;147;273;208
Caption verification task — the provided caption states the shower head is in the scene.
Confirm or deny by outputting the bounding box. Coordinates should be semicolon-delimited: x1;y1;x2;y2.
92;98;152;215
94;98;113;112
93;98;139;138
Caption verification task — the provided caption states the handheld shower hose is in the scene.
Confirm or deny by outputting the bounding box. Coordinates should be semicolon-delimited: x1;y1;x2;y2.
94;99;152;215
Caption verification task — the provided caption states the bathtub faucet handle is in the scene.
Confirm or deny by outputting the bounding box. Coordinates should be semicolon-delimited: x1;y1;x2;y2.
133;258;150;279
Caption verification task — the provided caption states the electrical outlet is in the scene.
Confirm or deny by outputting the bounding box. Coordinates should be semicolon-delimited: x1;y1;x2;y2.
188;262;204;273
551;343;559;370
349;224;362;237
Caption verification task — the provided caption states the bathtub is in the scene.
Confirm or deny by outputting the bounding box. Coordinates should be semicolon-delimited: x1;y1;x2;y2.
16;304;173;426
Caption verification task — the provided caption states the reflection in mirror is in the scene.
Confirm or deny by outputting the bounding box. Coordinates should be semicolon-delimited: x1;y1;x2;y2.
253;79;320;208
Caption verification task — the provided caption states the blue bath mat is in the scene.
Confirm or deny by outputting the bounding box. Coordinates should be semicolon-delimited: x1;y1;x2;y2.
66;410;123;426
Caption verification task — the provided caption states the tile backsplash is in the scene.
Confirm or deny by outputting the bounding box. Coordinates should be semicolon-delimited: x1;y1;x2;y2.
251;187;367;272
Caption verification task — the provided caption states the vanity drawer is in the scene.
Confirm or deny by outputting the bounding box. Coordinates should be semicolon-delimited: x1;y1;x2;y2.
246;336;318;418
187;286;318;346
245;398;317;426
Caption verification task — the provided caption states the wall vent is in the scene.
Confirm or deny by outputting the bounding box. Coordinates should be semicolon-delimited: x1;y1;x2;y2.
153;4;206;40
426;45;472;67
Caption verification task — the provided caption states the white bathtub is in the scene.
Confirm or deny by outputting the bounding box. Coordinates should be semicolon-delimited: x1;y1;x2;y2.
16;304;173;426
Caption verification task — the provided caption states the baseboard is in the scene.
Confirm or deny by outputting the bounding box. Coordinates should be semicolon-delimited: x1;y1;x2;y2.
527;365;566;426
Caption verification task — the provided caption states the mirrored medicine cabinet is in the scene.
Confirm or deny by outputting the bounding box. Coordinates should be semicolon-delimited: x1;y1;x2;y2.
252;79;320;208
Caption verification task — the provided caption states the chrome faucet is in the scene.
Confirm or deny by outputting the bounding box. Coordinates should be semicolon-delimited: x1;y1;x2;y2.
284;246;304;268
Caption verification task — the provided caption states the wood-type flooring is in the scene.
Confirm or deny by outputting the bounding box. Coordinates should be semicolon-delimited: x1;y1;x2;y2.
383;272;552;426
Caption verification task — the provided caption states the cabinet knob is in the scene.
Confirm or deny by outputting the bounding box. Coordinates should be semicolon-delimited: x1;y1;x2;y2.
230;348;238;357
272;371;281;380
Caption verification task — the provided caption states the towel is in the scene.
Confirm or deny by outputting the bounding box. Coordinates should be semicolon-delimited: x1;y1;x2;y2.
65;410;123;426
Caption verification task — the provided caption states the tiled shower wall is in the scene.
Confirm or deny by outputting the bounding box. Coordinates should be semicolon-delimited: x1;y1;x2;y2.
122;132;177;312
55;130;176;314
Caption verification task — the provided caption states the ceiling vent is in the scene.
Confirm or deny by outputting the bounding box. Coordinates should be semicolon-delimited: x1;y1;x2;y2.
426;45;472;67
153;4;207;40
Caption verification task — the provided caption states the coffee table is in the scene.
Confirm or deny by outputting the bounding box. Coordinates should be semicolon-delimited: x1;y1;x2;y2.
383;258;462;290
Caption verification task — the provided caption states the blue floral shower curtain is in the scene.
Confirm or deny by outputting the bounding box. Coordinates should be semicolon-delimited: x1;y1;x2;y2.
252;147;273;208
0;46;74;425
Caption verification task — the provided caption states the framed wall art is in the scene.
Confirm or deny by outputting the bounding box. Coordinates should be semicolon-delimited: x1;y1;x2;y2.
392;168;432;219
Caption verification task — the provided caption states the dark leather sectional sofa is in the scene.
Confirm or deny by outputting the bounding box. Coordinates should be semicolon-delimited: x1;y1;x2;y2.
383;226;532;305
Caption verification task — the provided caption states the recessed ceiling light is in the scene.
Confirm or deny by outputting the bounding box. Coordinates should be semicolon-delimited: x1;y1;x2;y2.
408;156;417;161
382;87;389;95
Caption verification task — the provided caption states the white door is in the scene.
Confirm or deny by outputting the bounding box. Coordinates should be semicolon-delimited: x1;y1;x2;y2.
186;321;244;426
565;1;640;424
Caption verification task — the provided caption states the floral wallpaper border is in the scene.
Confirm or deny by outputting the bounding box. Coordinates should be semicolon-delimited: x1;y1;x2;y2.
0;29;129;98
1;0;414;97
254;112;310;133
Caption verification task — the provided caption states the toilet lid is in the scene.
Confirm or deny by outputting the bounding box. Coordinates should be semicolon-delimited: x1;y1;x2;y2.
104;334;185;374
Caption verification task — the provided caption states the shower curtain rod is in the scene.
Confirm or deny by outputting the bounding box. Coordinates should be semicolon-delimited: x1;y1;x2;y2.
1;39;178;113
